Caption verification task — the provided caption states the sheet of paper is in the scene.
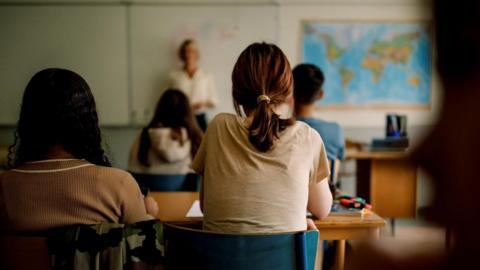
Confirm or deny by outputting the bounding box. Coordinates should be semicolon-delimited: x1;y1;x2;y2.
186;200;204;218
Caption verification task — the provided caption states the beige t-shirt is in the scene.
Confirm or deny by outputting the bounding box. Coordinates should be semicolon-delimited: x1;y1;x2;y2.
192;113;330;233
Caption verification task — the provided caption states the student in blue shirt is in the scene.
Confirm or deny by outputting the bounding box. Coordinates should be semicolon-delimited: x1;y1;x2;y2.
293;64;345;162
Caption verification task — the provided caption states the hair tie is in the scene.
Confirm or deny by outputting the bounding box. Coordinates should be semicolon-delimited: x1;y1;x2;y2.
257;94;271;105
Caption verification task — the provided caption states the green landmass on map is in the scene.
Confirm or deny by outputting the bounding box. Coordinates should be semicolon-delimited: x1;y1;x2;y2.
304;24;345;63
320;34;345;63
339;67;354;88
362;32;421;84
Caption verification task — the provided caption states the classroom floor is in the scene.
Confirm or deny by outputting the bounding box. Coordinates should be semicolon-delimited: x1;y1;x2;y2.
379;219;446;255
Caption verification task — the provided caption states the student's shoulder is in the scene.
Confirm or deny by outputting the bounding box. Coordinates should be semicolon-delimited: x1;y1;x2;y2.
92;165;137;188
209;113;238;127
148;127;172;137
317;118;342;131
293;120;324;146
293;119;319;135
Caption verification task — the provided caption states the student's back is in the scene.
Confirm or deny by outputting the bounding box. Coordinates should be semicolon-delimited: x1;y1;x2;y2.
293;64;345;161
298;117;344;161
0;160;146;232
193;43;332;233
193;113;328;233
128;89;202;175
129;127;192;174
0;68;153;232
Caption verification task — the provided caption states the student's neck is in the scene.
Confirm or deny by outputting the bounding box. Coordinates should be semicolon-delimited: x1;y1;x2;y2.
43;145;75;160
297;104;316;118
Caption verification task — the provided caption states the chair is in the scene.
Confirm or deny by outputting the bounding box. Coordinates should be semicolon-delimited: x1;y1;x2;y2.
328;159;341;194
130;172;200;192
163;222;319;270
47;220;164;269
0;234;51;270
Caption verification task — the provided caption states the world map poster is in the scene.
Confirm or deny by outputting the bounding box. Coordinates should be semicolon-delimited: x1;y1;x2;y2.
301;21;432;108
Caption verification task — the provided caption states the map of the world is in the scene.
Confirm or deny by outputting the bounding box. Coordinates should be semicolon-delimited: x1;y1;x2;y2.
302;22;432;108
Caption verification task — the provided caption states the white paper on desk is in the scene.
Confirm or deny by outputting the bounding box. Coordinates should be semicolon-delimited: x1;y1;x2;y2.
186;200;204;217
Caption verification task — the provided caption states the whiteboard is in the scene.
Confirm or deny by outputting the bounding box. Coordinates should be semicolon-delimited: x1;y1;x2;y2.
0;6;129;125
130;5;278;124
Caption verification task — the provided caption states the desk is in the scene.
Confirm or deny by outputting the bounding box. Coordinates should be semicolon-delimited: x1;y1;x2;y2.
346;149;417;221
149;192;386;270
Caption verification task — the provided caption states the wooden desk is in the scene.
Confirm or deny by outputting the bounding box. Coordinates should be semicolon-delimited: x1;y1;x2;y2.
150;192;200;222
149;192;386;270
346;149;417;221
315;212;385;270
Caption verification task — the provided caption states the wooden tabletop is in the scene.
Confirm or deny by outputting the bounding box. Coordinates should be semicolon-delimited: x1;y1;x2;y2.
149;192;385;232
345;149;410;160
150;192;200;222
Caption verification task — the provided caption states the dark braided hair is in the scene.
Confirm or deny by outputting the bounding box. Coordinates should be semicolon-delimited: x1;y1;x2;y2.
7;68;111;168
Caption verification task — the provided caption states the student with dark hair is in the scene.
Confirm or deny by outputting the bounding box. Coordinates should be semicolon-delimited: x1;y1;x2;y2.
168;39;218;131
128;89;203;174
0;68;156;232
192;42;332;233
293;64;345;162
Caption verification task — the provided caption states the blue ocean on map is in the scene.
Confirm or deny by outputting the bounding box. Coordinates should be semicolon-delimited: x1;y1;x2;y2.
302;22;432;107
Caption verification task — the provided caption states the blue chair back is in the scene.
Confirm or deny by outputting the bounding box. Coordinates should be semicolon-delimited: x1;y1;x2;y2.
130;173;200;192
163;223;319;270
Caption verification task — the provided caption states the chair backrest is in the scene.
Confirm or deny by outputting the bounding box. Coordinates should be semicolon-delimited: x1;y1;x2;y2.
47;220;164;270
163;223;319;270
0;234;51;270
131;173;200;192
328;159;341;193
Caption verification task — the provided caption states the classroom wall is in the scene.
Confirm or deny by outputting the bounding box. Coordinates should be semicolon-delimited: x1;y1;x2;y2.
0;0;438;127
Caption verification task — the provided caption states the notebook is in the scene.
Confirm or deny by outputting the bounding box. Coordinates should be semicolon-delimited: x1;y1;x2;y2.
330;203;366;217
186;200;203;218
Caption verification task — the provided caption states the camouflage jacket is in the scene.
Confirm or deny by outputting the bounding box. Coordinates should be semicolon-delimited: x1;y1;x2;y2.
47;220;165;270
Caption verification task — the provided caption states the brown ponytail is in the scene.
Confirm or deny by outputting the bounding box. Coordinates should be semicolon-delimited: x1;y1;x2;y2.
232;42;294;152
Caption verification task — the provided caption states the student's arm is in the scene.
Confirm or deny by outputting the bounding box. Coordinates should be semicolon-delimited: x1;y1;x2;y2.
191;127;208;211
307;132;333;220
121;174;155;223
308;178;333;220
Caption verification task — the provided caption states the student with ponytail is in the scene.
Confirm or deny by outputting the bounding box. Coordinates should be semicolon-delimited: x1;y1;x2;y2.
192;42;332;233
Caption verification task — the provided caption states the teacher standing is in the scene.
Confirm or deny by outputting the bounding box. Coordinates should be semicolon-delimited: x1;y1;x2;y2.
168;39;218;131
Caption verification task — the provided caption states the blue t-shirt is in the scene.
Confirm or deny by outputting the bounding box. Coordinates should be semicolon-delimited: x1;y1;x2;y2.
298;117;345;161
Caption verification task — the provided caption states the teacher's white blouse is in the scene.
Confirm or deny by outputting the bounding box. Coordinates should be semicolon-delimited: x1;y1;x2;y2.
168;68;218;113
